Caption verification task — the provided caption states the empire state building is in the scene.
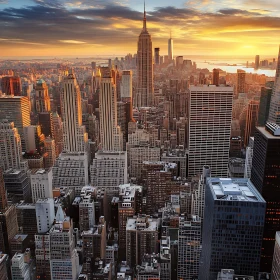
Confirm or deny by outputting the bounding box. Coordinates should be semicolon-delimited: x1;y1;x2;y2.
136;4;153;107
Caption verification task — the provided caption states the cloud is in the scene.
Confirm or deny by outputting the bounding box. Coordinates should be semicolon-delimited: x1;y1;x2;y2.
0;0;8;3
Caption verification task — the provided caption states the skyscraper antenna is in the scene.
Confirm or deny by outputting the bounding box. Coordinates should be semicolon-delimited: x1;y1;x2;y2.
143;0;147;30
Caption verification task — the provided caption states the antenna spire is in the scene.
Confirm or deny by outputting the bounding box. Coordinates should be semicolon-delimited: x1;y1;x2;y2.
143;0;147;31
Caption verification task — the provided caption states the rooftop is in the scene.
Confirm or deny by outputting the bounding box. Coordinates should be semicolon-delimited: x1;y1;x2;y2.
126;216;159;231
257;125;280;139
208;178;265;203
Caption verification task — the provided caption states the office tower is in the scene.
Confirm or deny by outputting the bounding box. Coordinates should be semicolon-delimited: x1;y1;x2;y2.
177;215;201;280
44;136;56;168
255;55;260;69
258;86;273;126
99;67;123;151
0;96;30;150
52;112;63;156
199;178;266;280
38;112;54;138
34;79;51;113
212;68;219;86
0;205;18;255
61;72;88;152
81;217;106;276
251;123;280;271
0;254;9;280
0;169;7;212
118;184;142;254
90;150;127;196
160;237;171;280
136;4;153;107
236;69;246;98
121;70;133;100
188;86;233;177
129;146;160;179
268;46;280;125
244;137;254;179
154;48;160;65
30;169;53;203
272;232;280;280
3;169;30;203
52;152;89;196
244;100;259;146
126;215;159;267
23;125;45;154
1;76;21;96
11;252;31;280
0;121;22;171
35;198;55;233
50;217;79;280
79;196;95;232
168;32;174;61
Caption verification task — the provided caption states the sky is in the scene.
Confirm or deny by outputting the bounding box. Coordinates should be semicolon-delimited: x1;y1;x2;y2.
0;0;279;58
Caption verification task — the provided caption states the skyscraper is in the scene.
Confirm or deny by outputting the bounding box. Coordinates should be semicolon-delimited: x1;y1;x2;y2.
0;121;22;171
272;232;280;280
251;123;280;271
255;55;260;69
258;85;273;126
154;48;160;65
0;96;31;150
136;4;153;107
188;85;233;177
34;79;51;113
236;69;246;98
99;67;123;151
168;32;173;62
1;76;21;96
244;100;259;146
61;72;88;152
212;68;219;86
268;46;280;125
199;178;265;280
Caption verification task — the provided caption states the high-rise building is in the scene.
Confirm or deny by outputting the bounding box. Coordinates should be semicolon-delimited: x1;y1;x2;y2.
136;4;153;107
268;46;280;125
34;79;51;113
236;69;246;98
258;86;273;126
11;252;31;280
251;123;280;271
0;121;22;172
168;33;173;62
177;215;201;280
52;112;63;157
50;217;79;280
212;68;219;86
52;152;89;196
3;169;31;203
30;168;53;203
121;70;133;100
90;150;127;196
199;178;265;280
99;67;123;151
38;112;54;138
44;136;56;168
154;48;160;65
0;169;7;212
126;215;159;267
79;196;95;232
0;254;9;280
272;232;280;280
0;96;30;150
118;184;142;253
244;100;259;146
255;55;260;69
61;72;88;153
35;198;55;234
188;85;233;177
1;76;21;96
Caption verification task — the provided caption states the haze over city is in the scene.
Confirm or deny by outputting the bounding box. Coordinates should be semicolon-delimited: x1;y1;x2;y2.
1;0;280;57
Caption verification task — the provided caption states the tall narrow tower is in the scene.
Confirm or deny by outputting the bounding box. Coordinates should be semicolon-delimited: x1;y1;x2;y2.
35;79;51;113
61;72;88;152
168;31;173;62
136;3;153;107
268;46;280;125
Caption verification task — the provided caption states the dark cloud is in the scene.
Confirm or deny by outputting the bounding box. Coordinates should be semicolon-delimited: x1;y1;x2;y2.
218;8;262;15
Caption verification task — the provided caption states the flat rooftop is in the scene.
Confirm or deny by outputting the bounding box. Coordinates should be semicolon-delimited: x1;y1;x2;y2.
257;126;280;140
189;85;233;92
208;178;265;203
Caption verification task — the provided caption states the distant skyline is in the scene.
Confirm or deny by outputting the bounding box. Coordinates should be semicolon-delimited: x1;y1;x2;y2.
0;0;280;57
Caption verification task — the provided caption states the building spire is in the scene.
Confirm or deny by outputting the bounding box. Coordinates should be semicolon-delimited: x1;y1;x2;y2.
143;0;147;31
